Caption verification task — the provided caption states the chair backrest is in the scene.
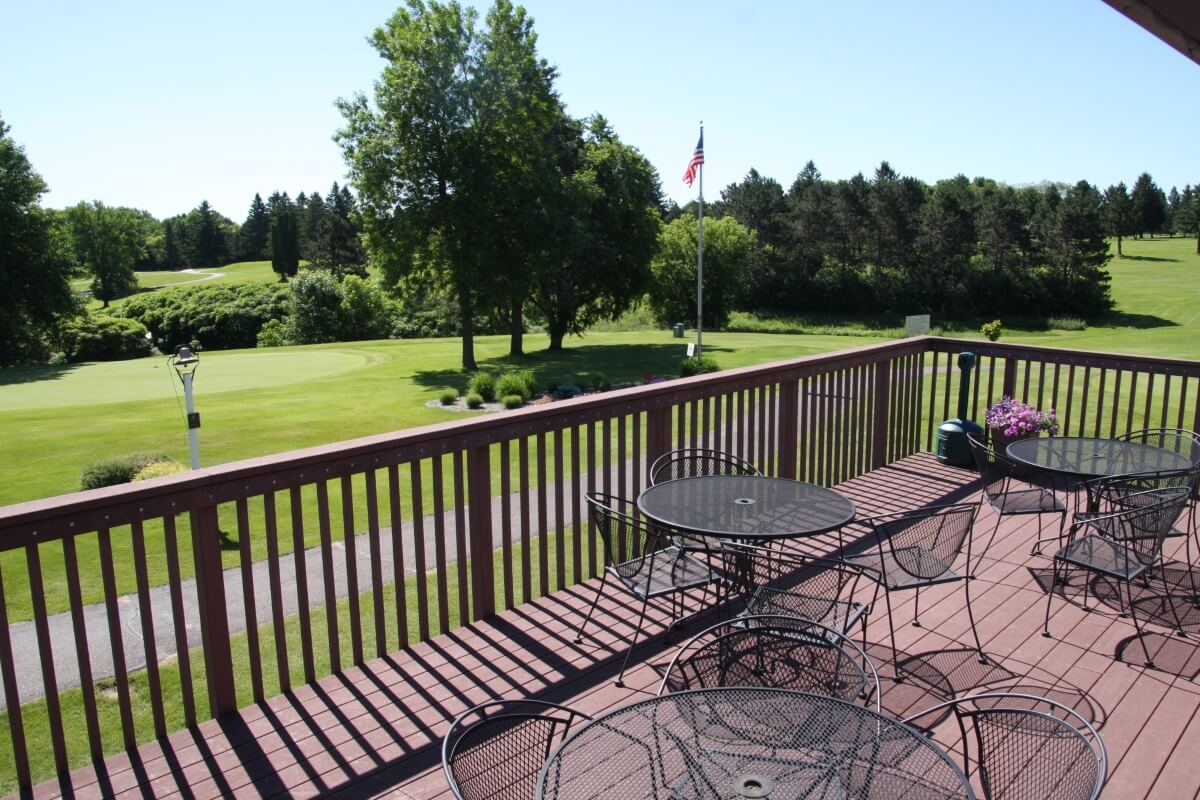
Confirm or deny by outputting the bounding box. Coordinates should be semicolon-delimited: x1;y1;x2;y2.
442;699;591;800
904;692;1106;800
658;614;880;710
1086;484;1192;566
871;503;980;581
648;448;761;485
967;432;1010;501
721;542;865;631
1116;427;1200;468
585;492;664;578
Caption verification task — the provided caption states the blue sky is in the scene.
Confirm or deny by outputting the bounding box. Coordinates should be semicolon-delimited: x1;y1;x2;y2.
3;0;1198;222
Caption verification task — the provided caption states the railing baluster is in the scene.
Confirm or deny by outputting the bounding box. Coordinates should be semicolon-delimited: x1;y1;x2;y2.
500;441;514;608
366;469;387;656
537;433;550;598
1094;368;1108;438
316;481;341;669
27;543;68;773
409;462;430;642
519;436;532;604
291;486;316;682
388;464;409;648
263;492;290;690
571;426;583;584
554;429;566;591
0;561;30;789
1142;373;1155;431
467;444;494;620
452;450;469;625
586;421;598;578
62;536;103;759
430;457;449;635
341;473;364;659
130;519;166;738
97;527;136;749
235;499;263;702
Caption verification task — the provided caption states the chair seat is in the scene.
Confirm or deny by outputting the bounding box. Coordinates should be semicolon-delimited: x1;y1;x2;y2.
744;586;868;633
990;485;1065;515
842;546;961;590
1055;534;1150;580
1075;511;1186;540
613;546;715;599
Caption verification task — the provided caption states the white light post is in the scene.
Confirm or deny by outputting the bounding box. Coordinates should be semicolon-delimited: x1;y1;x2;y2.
172;345;201;469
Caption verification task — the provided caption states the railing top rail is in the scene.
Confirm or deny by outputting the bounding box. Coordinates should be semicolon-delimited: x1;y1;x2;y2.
930;337;1200;376
0;337;925;540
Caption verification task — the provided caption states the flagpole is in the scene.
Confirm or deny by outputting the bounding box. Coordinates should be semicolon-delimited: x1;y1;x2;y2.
696;122;704;359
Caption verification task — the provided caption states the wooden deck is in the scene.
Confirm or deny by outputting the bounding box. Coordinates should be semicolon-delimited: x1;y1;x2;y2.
15;452;1200;799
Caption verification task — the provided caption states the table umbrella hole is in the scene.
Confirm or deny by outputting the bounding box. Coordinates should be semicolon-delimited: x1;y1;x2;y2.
735;773;773;797
733;497;757;506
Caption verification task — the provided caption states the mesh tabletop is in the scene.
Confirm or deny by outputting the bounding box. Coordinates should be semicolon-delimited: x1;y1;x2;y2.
638;476;856;540
1006;436;1192;479
537;688;973;799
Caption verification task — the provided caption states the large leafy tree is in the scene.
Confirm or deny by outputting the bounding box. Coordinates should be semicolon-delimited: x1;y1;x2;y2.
337;0;560;368
66;201;144;306
530;116;662;351
649;215;754;330
0;115;79;365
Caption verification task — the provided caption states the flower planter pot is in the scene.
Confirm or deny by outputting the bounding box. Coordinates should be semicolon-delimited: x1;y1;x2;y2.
989;427;1038;454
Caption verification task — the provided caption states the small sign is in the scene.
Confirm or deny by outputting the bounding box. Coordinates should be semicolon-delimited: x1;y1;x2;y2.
904;314;931;336
686;343;697;357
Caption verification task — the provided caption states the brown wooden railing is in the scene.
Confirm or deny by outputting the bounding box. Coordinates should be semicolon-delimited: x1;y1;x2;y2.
0;335;1197;790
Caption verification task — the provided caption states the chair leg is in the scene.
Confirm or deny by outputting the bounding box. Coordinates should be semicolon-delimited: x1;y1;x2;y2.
1029;511;1041;556
882;589;901;679
1159;558;1186;637
1043;558;1060;638
617;591;653;687
912;587;922;628
574;571;610;643
963;576;987;664
1126;578;1155;669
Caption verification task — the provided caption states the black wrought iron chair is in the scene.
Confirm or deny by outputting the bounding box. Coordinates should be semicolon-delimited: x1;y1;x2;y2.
719;541;869;638
658;614;880;711
442;699;591;800
648;447;761;485
902;691;1107;800
1043;485;1192;667
575;492;721;686
839;503;985;669
967;431;1067;556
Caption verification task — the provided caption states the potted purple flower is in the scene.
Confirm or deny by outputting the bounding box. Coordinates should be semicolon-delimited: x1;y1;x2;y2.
984;396;1059;452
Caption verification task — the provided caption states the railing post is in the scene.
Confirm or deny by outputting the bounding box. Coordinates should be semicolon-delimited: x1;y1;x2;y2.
777;380;799;479
646;406;673;472
467;444;495;620
1001;356;1017;400
871;359;891;470
190;503;236;716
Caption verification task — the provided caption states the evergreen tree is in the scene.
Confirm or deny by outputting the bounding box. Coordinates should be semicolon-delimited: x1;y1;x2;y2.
1043;180;1111;315
162;218;181;267
323;183;366;277
239;193;270;260
300;190;327;262
1130;172;1167;237
190;200;227;266
1101;183;1135;256
270;209;300;281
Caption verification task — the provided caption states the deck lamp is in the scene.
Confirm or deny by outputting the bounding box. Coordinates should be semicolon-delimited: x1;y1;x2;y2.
172;345;201;469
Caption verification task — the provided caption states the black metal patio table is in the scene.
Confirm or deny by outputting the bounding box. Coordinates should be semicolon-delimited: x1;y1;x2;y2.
637;475;856;543
536;687;975;799
1006;436;1192;510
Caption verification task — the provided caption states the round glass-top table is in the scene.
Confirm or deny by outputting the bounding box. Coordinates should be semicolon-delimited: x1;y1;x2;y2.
637;475;856;541
1006;436;1192;481
536;687;974;799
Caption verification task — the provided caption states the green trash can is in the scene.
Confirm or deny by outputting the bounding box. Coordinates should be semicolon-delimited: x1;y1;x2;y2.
672;323;685;338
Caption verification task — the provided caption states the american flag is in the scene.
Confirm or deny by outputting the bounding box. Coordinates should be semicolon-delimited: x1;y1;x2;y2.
682;132;704;187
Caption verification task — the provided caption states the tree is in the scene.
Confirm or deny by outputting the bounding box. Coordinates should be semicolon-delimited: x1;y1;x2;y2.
648;215;754;329
184;201;229;267
66;201;144;306
337;0;562;368
1042;180;1112;315
270;209;300;280
307;183;366;278
162;218;181;267
0;115;79;365
239;193;271;260
1101;182;1135;256
1173;185;1200;254
914;176;976;314
529;116;662;351
1130;172;1167;237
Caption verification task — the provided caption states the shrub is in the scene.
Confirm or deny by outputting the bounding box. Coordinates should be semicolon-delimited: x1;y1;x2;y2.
465;392;484;409
438;388;459;405
980;319;1002;341
57;314;153;362
80;453;169;490
496;370;537;401
501;394;524;409
587;373;611;391
469;372;497;402
256;318;290;347
679;356;720;377
288;269;343;344
116;282;289;351
1048;317;1086;331
132;460;188;481
339;275;394;341
552;383;582;399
